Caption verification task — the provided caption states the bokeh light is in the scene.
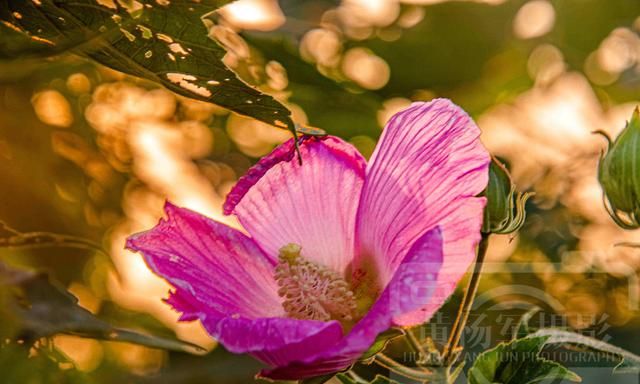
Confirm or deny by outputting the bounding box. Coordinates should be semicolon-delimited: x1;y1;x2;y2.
2;0;640;381
513;0;556;39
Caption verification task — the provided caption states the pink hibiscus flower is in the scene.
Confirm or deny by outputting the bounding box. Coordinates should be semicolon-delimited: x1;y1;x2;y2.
126;99;490;380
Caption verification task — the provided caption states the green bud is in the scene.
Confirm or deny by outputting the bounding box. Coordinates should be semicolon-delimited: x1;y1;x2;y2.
481;157;532;234
598;106;640;229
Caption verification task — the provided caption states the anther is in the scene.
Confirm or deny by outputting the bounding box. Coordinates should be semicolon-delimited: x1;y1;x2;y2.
275;243;358;323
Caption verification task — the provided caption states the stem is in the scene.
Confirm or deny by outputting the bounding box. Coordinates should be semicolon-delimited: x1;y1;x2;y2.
441;232;490;365
405;330;429;367
347;370;368;384
373;353;432;381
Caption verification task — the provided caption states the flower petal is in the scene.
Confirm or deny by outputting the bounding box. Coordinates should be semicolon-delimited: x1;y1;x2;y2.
126;201;283;319
165;289;345;368
211;316;344;367
354;99;489;292
262;227;444;380
127;203;345;366
223;138;299;216
225;137;366;273
392;198;486;326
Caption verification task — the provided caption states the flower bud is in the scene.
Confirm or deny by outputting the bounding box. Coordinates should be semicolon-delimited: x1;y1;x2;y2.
598;107;640;229
481;157;531;234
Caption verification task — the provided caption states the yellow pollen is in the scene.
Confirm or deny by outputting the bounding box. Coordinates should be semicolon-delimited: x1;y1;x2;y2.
279;243;301;264
275;243;358;323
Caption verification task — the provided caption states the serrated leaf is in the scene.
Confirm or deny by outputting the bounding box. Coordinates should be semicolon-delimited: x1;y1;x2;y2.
0;263;204;354
468;336;581;384
0;0;295;135
530;328;640;374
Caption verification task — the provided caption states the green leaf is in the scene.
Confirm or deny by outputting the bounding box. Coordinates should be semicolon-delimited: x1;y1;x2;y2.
530;328;640;374
0;0;295;135
512;306;542;340
468;336;581;384
0;263;204;354
359;328;405;362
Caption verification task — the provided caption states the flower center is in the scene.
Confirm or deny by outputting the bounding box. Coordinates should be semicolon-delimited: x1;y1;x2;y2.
275;243;358;323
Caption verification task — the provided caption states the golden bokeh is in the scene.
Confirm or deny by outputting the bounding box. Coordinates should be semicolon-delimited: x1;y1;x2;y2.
11;0;640;378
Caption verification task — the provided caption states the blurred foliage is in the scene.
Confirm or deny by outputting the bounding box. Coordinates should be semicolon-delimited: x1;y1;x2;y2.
0;342;91;384
0;0;639;383
467;336;580;384
0;0;296;135
0;261;202;353
530;328;640;373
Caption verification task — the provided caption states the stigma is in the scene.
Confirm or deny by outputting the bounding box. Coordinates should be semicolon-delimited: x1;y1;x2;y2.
275;243;358;323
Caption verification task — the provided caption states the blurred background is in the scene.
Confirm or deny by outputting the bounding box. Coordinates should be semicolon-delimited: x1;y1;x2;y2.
1;0;640;382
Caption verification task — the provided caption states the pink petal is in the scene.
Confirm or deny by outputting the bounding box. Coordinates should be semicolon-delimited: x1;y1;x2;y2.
392;198;485;326
127;202;345;366
225;137;366;274
166;289;344;366
262;227;444;380
223;138;299;216
354;99;489;315
212;316;344;367
166;293;344;368
126;201;283;319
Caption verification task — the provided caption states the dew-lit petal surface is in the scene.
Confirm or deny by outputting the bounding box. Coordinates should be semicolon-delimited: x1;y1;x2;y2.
225;137;366;273
262;227;443;380
354;99;490;297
